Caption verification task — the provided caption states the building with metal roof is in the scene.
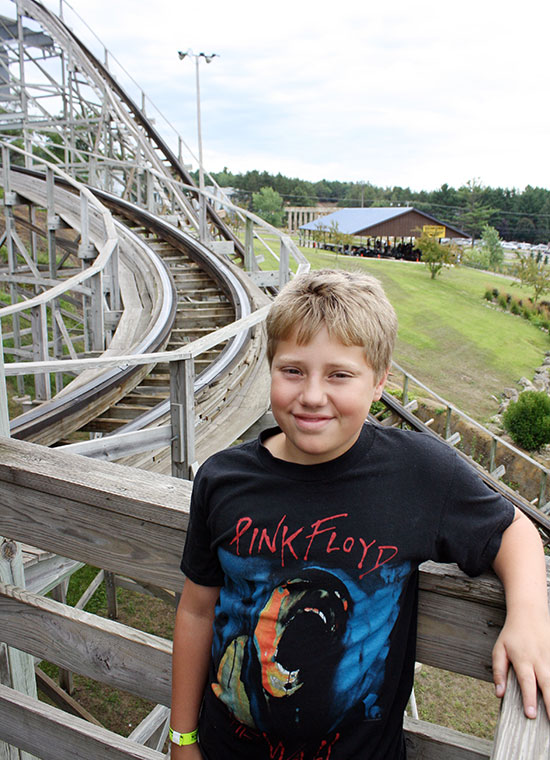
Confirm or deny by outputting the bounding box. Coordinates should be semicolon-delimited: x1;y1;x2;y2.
299;207;467;240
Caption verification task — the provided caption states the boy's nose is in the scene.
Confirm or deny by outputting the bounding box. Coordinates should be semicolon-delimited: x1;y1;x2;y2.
299;376;326;406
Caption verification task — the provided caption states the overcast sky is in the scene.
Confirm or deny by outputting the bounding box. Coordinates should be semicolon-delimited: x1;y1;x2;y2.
40;0;550;192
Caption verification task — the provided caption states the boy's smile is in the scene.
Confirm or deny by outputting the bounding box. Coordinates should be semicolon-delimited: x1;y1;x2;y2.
266;326;387;465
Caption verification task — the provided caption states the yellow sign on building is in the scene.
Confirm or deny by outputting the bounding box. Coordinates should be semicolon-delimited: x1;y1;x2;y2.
423;225;446;238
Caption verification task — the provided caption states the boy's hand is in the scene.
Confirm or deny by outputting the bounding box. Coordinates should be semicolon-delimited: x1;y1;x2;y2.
491;508;550;721
492;609;550;719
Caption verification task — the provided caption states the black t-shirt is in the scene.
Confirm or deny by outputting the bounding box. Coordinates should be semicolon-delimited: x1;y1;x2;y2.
181;424;514;760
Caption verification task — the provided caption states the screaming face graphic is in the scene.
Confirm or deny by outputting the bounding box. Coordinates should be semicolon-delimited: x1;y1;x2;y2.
212;549;411;739
212;566;353;738
254;573;350;700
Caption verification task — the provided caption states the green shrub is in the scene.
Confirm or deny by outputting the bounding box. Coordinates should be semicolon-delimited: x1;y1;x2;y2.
484;288;494;302
498;293;508;310
510;299;521;315
503;391;550;450
462;247;490;270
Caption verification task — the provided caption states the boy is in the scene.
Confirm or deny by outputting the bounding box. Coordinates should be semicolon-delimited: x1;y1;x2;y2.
171;269;550;760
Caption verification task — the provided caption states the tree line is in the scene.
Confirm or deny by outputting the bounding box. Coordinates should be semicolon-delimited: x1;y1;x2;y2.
207;168;550;244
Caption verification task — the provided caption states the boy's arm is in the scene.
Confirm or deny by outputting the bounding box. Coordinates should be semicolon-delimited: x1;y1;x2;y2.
170;578;220;758
492;508;550;719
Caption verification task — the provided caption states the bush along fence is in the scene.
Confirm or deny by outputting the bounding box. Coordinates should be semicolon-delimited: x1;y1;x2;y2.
484;287;550;332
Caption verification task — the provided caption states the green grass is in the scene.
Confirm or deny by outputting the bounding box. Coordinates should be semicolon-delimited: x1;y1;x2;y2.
275;247;549;421
414;665;500;740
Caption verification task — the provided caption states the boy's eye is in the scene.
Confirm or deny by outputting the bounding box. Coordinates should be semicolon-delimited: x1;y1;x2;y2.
282;367;301;375
331;371;352;379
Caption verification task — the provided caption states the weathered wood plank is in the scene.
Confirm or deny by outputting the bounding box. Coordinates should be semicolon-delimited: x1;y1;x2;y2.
35;667;102;726
24;554;83;596
115;576;176;606
417;559;550;682
0;539;37;760
417;588;504;682
0;436;192;525
419;561;507;608
0;438;188;591
404;716;492;759
128;705;169;749
490;669;550;759
0;684;163;760
0;583;172;706
0;478;185;591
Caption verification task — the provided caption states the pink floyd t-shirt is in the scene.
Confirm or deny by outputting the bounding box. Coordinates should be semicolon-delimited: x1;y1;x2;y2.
181;424;514;760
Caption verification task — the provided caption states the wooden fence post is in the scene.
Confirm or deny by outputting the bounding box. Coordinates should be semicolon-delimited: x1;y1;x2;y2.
539;472;547;514
49;581;73;695
0;540;38;760
279;239;290;288
244;218;256;271
0;333;36;759
402;374;409;407
0;322;8;438
445;406;452;440
489;438;498;473
170;357;196;480
30;304;50;401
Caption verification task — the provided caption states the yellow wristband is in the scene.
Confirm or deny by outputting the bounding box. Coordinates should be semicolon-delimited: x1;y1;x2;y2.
169;727;198;746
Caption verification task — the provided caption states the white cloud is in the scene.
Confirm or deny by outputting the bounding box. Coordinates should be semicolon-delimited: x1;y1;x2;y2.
22;0;550;189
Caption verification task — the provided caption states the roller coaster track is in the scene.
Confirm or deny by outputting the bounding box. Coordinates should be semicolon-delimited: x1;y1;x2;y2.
2;165;271;469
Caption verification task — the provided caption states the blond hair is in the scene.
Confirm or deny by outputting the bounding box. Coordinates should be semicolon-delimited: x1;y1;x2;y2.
266;269;397;380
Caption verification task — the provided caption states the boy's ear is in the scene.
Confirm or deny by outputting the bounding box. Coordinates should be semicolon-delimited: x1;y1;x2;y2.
373;369;389;402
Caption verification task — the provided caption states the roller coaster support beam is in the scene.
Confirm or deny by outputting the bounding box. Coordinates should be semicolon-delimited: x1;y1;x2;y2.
46;168;60;279
194;53;209;244
30;304;50;401
44;179;65;388
244;218;256;271
170;357;197;480
0;325;8;437
1;148;23;396
279;238;290;288
77;193;107;354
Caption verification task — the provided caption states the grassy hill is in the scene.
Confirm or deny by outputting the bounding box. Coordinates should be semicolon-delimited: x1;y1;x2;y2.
288;249;549;421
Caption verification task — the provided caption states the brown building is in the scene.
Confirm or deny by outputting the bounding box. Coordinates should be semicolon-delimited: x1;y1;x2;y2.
299;206;467;244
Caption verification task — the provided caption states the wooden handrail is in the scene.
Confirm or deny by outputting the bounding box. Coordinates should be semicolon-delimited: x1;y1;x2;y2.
491;670;550;759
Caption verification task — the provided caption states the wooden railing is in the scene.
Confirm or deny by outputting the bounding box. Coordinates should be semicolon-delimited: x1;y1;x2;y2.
0;436;548;759
392;360;550;513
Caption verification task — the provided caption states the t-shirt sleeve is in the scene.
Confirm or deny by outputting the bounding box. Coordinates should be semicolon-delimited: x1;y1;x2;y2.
180;464;224;587
434;451;515;577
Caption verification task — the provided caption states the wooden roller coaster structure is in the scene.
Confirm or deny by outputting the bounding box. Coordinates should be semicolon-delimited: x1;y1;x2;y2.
0;1;548;758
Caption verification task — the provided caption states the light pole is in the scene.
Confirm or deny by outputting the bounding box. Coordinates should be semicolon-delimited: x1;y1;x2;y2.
178;49;218;243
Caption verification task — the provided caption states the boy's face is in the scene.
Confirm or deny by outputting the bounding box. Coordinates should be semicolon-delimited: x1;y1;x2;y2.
268;326;387;465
